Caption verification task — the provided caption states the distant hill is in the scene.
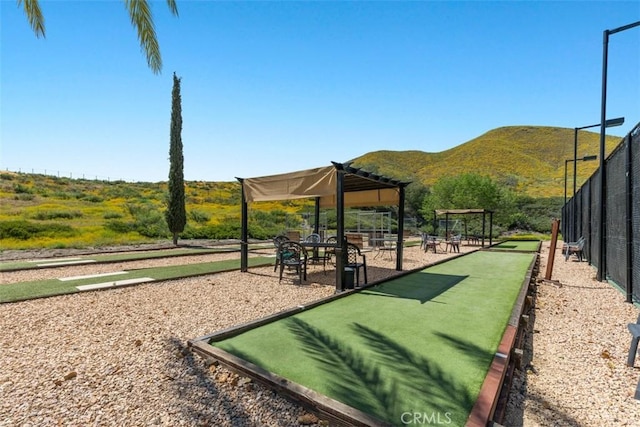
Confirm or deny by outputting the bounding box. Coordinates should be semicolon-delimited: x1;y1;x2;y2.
351;125;622;197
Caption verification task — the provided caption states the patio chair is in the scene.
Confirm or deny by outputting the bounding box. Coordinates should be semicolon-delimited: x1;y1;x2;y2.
273;235;290;272
303;233;328;270
277;241;307;284
423;234;440;253
346;242;367;287
563;236;585;261
627;313;640;367
324;235;338;266
445;234;461;253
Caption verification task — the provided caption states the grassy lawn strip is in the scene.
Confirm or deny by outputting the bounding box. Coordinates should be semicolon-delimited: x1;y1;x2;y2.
211;251;535;425
0;257;273;303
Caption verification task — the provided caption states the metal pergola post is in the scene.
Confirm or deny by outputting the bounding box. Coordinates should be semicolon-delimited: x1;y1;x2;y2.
237;178;249;272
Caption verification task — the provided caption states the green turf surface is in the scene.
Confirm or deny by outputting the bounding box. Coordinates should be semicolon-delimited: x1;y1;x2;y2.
492;240;540;251
211;251;535;425
0;245;278;271
0;257;273;303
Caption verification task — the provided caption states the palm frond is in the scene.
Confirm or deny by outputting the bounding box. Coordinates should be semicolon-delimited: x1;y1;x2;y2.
124;0;162;74
166;0;178;17
17;0;46;38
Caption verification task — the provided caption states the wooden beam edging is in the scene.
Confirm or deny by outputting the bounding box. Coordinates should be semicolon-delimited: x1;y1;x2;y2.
466;253;538;427
189;340;392;426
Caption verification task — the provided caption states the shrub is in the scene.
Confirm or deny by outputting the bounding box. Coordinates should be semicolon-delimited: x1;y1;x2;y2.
105;220;135;234
13;183;32;194
189;209;211;224
82;194;104;203
14;193;35;201
0;220;76;240
31;210;83;220
103;212;123;219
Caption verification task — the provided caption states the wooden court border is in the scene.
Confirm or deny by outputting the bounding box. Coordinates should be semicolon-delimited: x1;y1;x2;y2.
189;249;539;426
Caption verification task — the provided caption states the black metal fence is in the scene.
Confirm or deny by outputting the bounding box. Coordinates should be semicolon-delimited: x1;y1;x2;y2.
562;122;640;303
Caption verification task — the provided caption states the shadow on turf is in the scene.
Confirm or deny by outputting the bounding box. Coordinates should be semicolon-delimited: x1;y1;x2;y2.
279;317;478;424
361;271;468;304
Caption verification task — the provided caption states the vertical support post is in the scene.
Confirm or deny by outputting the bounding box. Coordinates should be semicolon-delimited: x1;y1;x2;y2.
626;136;634;302
396;185;406;271
237;178;248;272
545;219;560;280
314;197;320;235
587;176;593;263
335;168;345;292
573;128;579;197
597;29;609;282
433;211;437;235
481;212;486;247
489;211;493;246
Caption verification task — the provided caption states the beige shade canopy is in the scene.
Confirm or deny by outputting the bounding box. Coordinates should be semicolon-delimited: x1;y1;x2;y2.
238;162;409;291
240;163;405;207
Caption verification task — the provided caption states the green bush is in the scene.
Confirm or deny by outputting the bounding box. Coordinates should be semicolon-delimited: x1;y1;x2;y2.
0;220;76;240
103;212;123;219
189;209;211;224
31;210;83;220
14;193;35;201
105;220;135;234
13;183;32;194
82;194;104;203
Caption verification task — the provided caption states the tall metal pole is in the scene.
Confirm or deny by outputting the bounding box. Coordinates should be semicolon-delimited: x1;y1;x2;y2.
573;127;579;197
564;160;569;205
597;20;640;281
597;29;609;282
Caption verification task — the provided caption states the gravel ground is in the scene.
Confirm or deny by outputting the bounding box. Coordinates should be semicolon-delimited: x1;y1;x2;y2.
503;241;640;426
2;241;640;426
0;242;472;426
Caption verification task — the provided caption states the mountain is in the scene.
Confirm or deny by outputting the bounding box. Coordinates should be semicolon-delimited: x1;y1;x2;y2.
350;125;622;197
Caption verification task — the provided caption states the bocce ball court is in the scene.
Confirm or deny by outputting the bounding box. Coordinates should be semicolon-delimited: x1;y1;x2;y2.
190;249;537;426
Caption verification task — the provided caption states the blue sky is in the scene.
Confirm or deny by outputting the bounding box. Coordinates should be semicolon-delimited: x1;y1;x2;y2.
2;1;639;183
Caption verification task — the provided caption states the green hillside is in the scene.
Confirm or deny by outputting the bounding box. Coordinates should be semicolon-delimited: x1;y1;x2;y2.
0;125;627;250
351;126;622;197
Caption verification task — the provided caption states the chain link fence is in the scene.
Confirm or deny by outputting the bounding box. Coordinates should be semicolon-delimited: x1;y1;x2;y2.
562;122;640;303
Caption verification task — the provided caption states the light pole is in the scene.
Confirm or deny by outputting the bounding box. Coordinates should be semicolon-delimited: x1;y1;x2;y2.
597;20;640;282
564;155;598;205
573;117;624;197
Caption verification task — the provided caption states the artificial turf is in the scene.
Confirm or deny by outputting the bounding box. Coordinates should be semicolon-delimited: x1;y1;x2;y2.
210;250;535;425
0;256;273;303
492;239;541;252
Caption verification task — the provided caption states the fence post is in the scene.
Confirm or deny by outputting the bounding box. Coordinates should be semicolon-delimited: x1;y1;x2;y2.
545;219;560;281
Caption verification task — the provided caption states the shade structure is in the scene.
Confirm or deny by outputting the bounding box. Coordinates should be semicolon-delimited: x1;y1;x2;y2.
238;161;409;291
241;164;403;208
434;208;494;247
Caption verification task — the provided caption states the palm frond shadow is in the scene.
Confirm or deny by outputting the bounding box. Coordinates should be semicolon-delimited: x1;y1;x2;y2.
433;331;495;366
352;323;476;411
284;317;476;422
285;317;397;417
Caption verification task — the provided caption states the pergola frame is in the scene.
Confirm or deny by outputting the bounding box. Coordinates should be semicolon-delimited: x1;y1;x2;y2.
433;208;494;247
238;161;409;292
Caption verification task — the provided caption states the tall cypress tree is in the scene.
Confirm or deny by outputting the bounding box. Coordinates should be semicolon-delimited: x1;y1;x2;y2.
165;72;186;245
